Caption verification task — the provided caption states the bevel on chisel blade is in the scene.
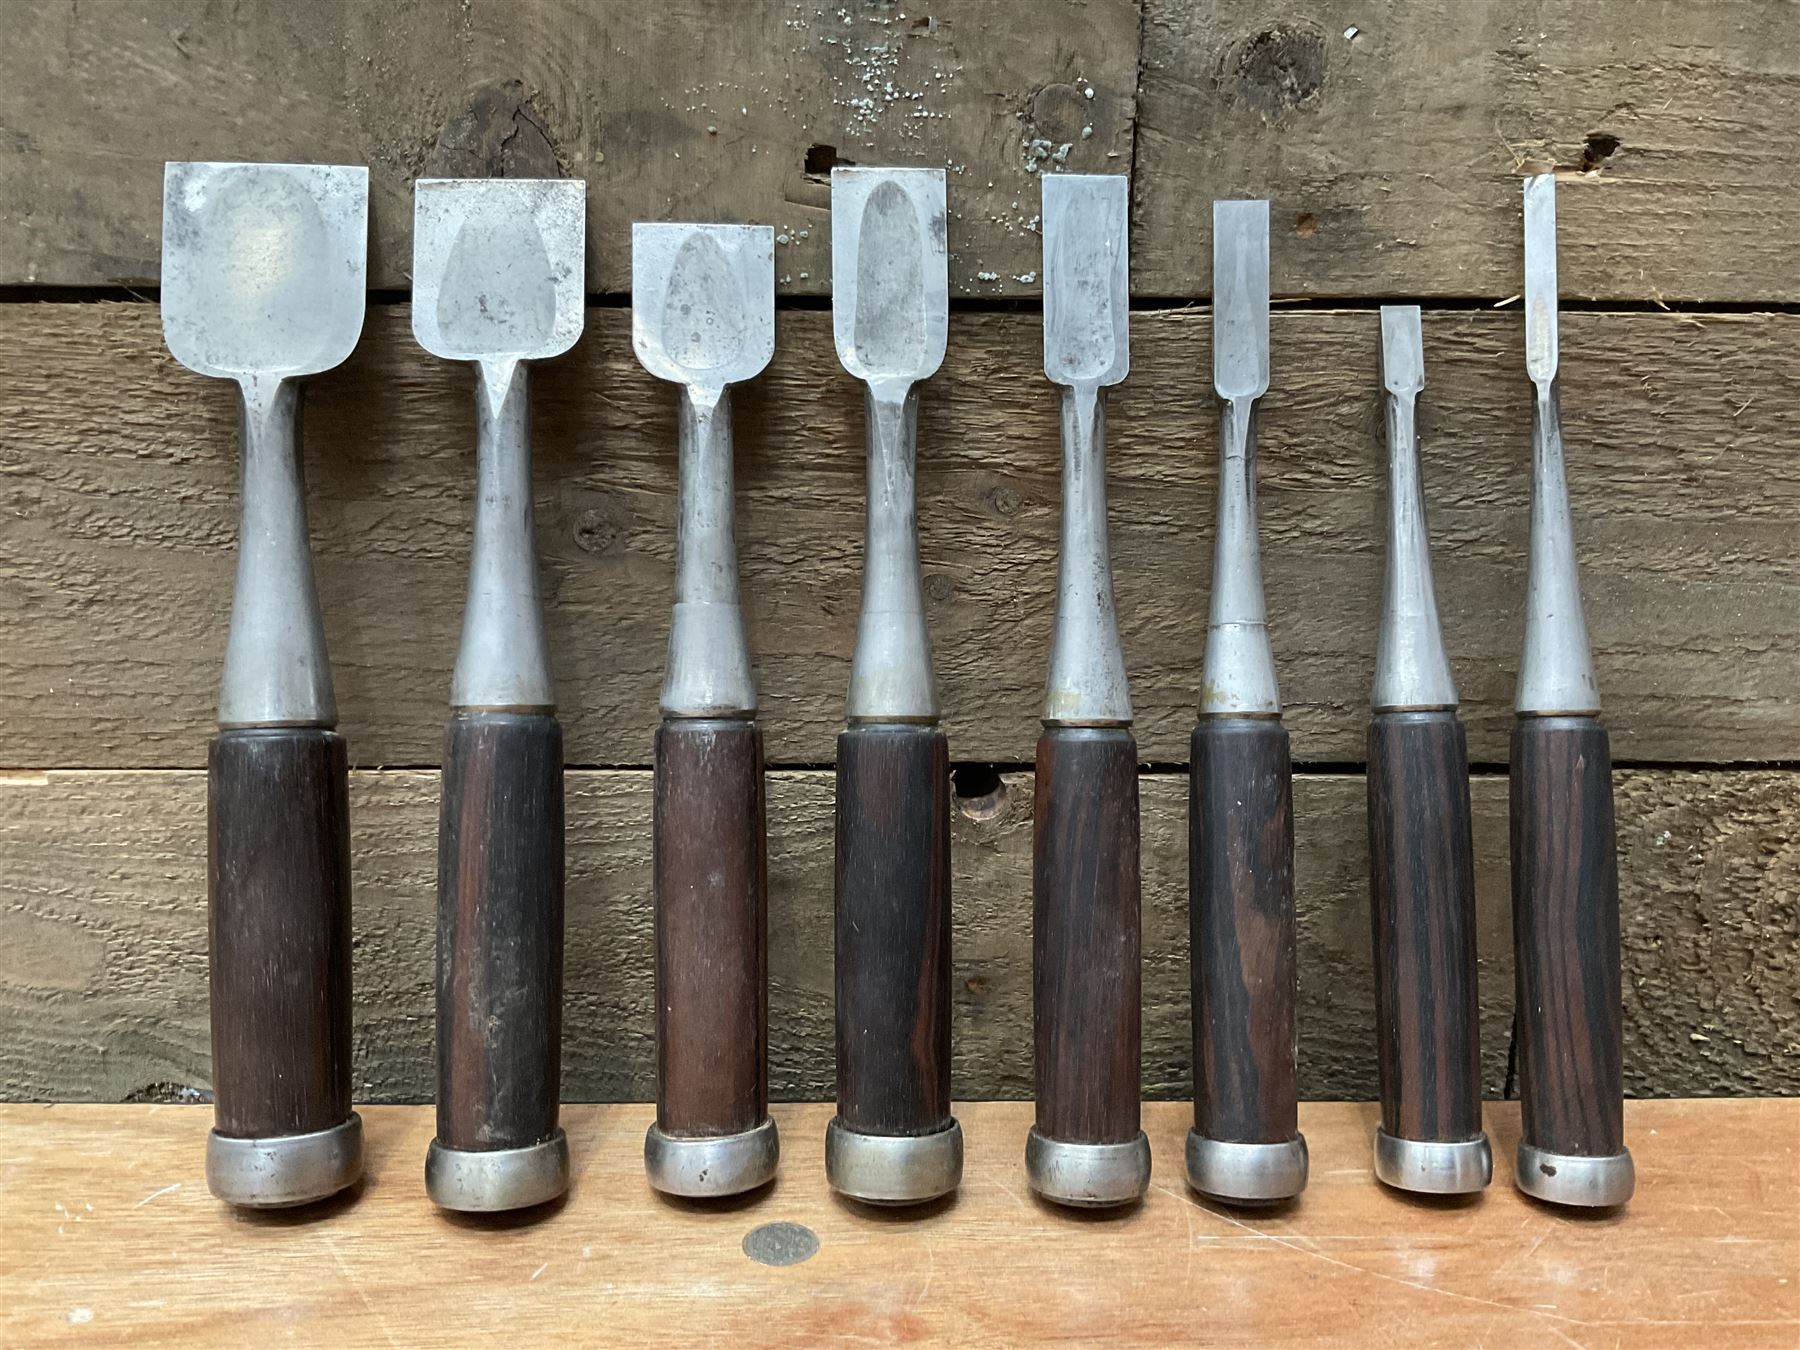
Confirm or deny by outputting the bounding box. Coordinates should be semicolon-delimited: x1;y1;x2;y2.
1042;173;1129;388
631;223;775;388
1212;199;1270;401
831;167;948;385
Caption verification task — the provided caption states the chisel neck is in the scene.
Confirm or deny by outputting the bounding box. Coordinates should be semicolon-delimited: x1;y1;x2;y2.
1200;394;1280;718
218;375;336;729
1372;385;1457;712
1517;378;1600;717
847;381;937;724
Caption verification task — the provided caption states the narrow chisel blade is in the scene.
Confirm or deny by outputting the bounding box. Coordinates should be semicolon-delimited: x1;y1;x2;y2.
1213;199;1270;400
1523;174;1559;386
1380;304;1424;396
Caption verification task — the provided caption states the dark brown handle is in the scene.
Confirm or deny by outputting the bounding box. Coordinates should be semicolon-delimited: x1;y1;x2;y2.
436;712;565;1152
654;717;768;1137
1511;715;1624;1157
208;728;353;1140
1367;710;1482;1144
1033;726;1141;1145
834;725;952;1137
1190;717;1298;1144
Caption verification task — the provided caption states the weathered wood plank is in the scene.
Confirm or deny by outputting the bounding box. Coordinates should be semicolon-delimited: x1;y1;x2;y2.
2;304;1794;768
0;0;1139;296
1135;0;1800;302
2;766;1792;1104
6;1100;1797;1348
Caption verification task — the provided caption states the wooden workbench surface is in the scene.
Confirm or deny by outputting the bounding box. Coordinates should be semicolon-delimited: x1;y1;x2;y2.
3;1100;1795;1347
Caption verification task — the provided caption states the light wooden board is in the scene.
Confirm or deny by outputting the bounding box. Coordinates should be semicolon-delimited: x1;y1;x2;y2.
0;0;1139;296
2;1100;1795;1348
2;304;1794;769
1141;0;1800;302
2;767;1793;1105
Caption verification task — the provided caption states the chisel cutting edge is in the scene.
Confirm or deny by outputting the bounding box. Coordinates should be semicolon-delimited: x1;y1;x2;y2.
1511;175;1634;1209
412;178;585;1212
826;167;962;1206
1367;304;1490;1196
1187;199;1308;1206
162;162;368;1208
1027;173;1150;1210
633;222;779;1199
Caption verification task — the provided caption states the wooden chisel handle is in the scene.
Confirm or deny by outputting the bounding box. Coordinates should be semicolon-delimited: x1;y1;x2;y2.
208;729;355;1188
653;717;769;1138
1033;727;1142;1148
1190;718;1299;1148
834;725;953;1138
1367;711;1483;1148
1510;716;1627;1173
434;712;565;1162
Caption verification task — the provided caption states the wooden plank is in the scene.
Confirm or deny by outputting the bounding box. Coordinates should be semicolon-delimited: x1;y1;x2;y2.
2;304;1794;768
2;767;1793;1105
3;1100;1796;1348
1135;0;1800;302
0;0;1139;296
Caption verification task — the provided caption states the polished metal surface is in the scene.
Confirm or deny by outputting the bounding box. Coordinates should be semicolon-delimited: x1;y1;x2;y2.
1515;1140;1636;1208
1040;173;1132;727
413;178;585;713
162;161;368;729
824;1116;963;1205
644;1117;780;1198
1201;199;1280;718
425;1130;570;1212
832;168;946;723
1372;305;1458;713
632;223;774;719
1517;175;1600;717
1025;1128;1151;1208
1373;1128;1492;1195
205;1114;363;1209
1184;1130;1309;1205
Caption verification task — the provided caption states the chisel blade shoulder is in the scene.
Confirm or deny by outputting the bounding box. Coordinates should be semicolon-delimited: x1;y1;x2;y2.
830;167;948;387
161;161;368;382
1523;174;1559;386
1212;199;1270;401
631;222;776;388
1380;304;1424;397
1042;173;1130;389
412;178;586;364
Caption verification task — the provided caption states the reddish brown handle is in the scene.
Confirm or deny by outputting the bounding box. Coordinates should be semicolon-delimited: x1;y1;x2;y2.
1033;726;1142;1146
1511;716;1624;1158
1190;717;1298;1145
834;725;953;1137
436;712;565;1153
1367;710;1483;1144
654;717;768;1137
208;728;353;1140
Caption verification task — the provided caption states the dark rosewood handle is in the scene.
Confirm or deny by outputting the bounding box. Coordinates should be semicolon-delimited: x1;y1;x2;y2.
1511;716;1625;1160
654;717;768;1137
834;725;953;1137
1190;717;1298;1145
435;712;565;1155
1033;726;1142;1145
208;728;353;1141
1367;710;1483;1145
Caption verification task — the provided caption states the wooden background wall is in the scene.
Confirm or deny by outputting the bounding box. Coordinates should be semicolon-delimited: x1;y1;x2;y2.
0;0;1794;1105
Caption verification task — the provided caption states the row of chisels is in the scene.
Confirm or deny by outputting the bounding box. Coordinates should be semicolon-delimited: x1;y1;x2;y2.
162;161;1630;1218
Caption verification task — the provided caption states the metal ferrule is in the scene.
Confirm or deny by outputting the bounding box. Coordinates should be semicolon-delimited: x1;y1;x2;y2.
1043;383;1131;726
218;375;337;729
451;358;554;712
847;380;937;724
1199;396;1280;718
1516;380;1600;716
662;384;756;719
1372;383;1458;712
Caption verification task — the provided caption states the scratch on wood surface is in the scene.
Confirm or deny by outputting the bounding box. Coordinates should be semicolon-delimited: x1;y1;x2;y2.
132;1182;180;1207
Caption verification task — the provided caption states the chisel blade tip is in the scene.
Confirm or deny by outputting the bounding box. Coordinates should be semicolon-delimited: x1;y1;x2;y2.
1042;173;1130;388
1523;174;1559;385
830;166;949;385
1212;199;1270;400
1379;304;1424;395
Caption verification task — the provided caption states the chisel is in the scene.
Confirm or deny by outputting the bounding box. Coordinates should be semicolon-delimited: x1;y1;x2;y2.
1366;304;1490;1195
1027;172;1149;1209
1511;174;1634;1208
161;162;368;1207
1187;199;1308;1206
412;178;585;1212
825;167;962;1205
631;222;779;1198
